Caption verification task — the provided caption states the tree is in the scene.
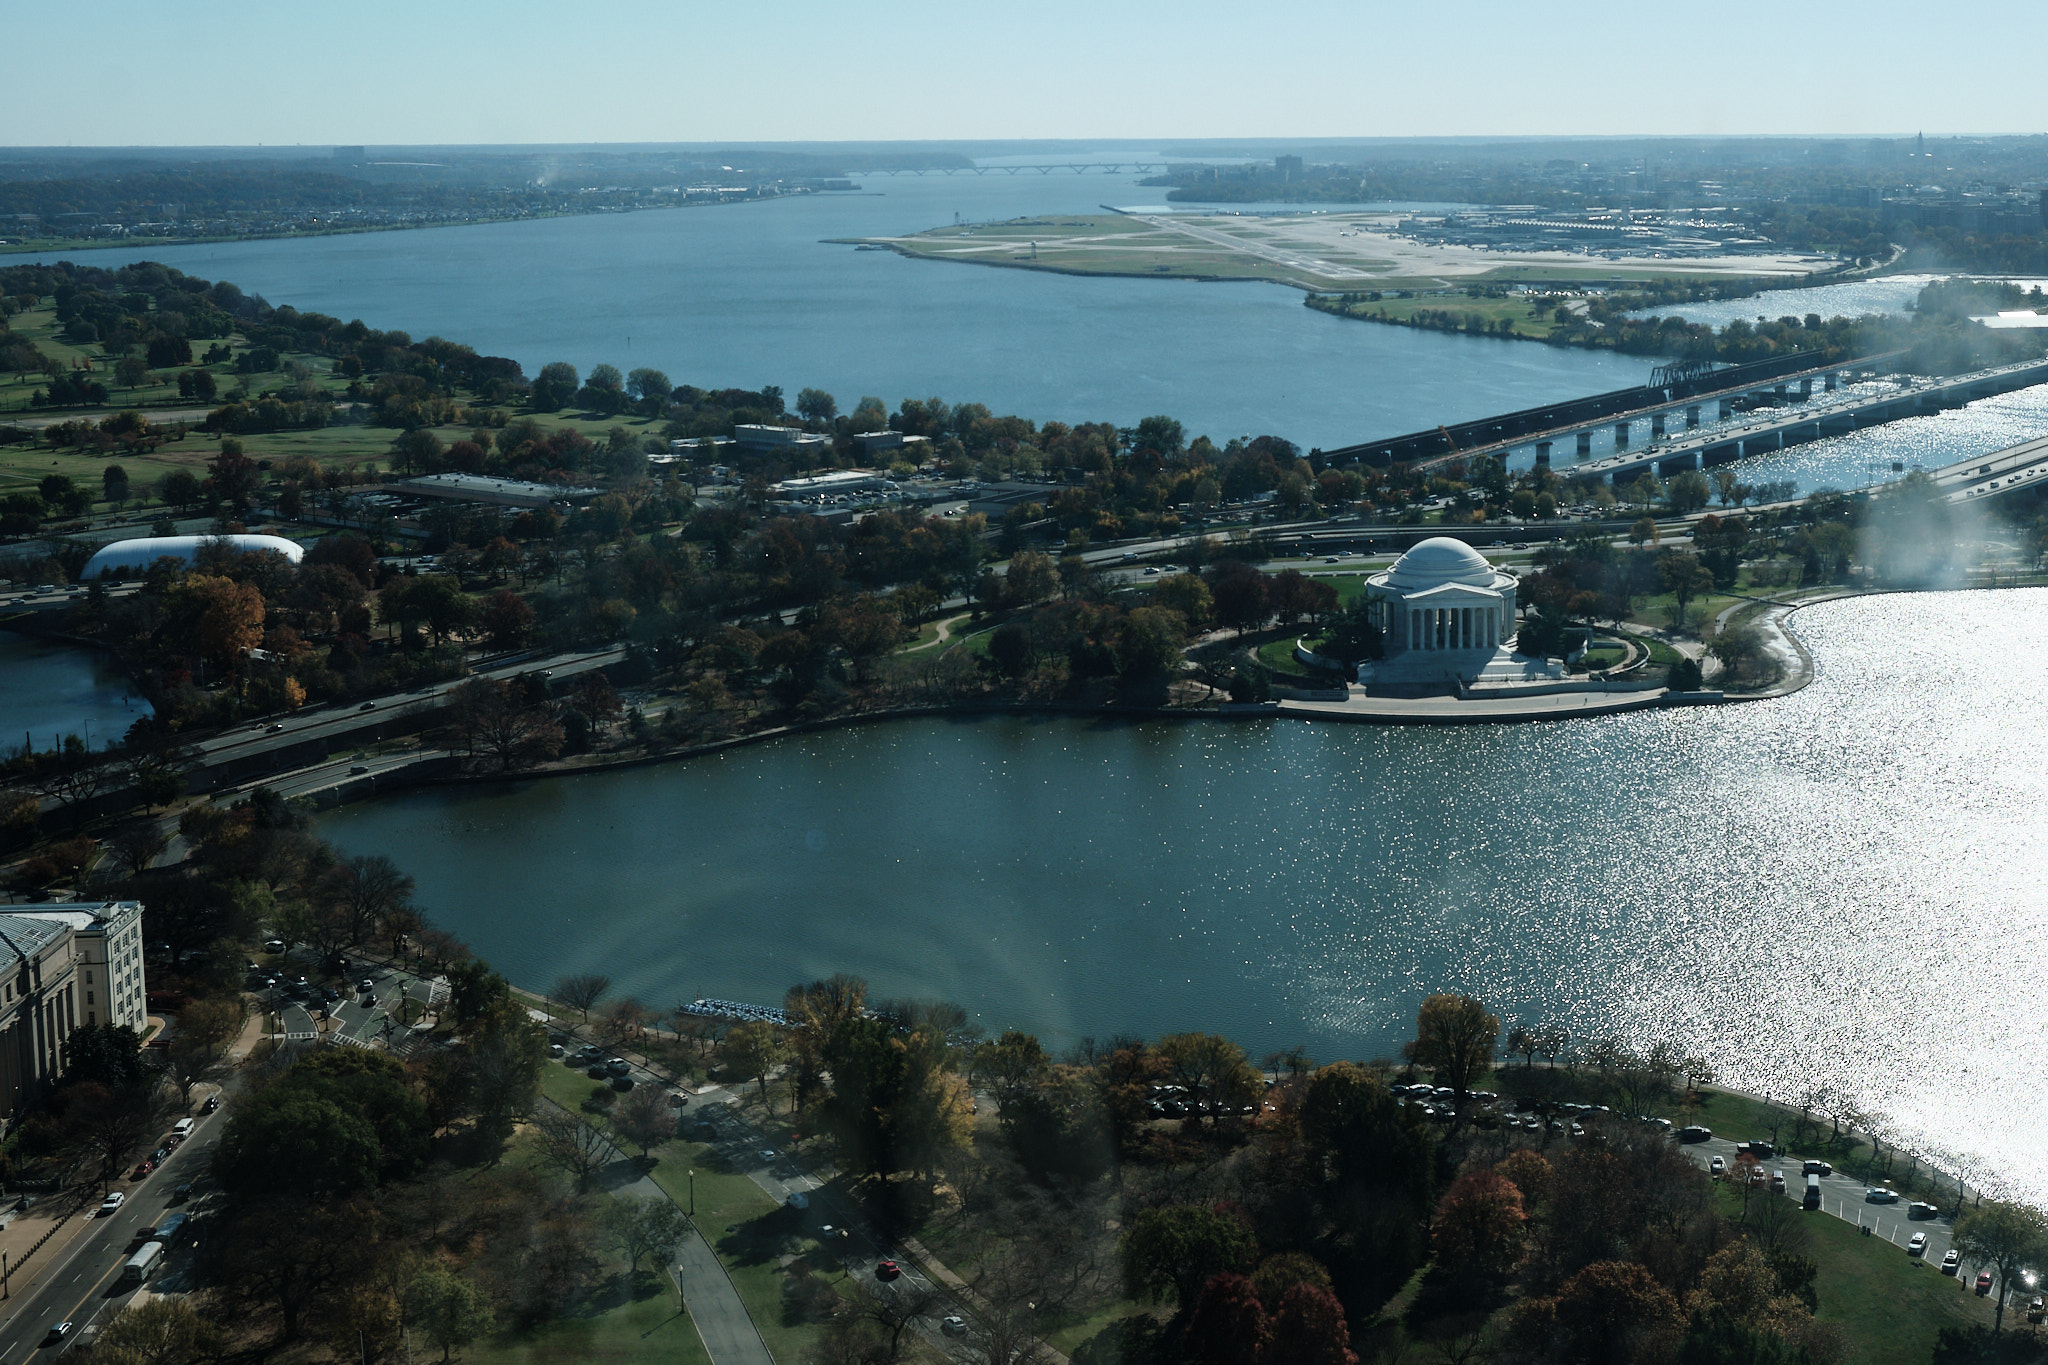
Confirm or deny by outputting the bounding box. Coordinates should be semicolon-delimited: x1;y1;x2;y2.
1004;550;1060;607
552;972;611;1022
1121;1203;1258;1307
626;367;673;405
861;1279;942;1357
102;463;131;507
532;1102;612;1190
206;440;261;511
1656;551;1717;632
1433;1169;1528;1281
602;1196;690;1279
1953;1202;2048;1332
165;998;244;1107
613;1080;675;1159
168;573;265;673
479;588;537;647
1155;1032;1262;1126
795;387;838;426
1206;560;1270;636
1186;1272;1268;1365
1515;1260;1683;1364
402;1258;496;1362
323;852;417;948
1666;469;1712;516
1117;605;1188;680
1264;1283;1357;1365
215;1094;383;1199
93;1294;227;1365
451;676;564;772
974;1030;1050;1111
159;468;203;512
1404;993;1498;1106
720;1020;786;1101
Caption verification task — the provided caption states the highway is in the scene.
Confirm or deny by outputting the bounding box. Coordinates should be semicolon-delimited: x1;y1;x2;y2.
0;1097;226;1359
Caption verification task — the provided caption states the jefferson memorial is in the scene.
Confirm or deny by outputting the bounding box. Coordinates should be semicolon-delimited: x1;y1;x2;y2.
1364;537;1520;656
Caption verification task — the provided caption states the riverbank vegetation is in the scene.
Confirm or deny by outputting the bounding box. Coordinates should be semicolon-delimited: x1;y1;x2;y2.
1309;277;2048;375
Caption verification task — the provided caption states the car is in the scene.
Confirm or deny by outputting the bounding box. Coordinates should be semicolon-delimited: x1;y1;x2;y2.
358;701;377;711
1143;566;1160;576
1677;1125;1712;1143
612;1075;635;1092
549;1043;566;1058
359;977;376;992
605;1058;631;1076
1803;1159;1832;1176
1977;1270;1995;1295
1709;1156;1726;1176
876;1259;901;1281
359;991;377;1007
1908;1233;1927;1256
759;1149;778;1164
586;1064;608;1079
132;1161;155;1179
263;938;286;953
1866;1187;1900;1204
266;722;286;732
99;1191;125;1215
349;765;370;775
322;987;341;1003
152;1147;170;1162
171;1182;193;1204
1771;1171;1786;1193
44;1322;72;1345
202;1095;220;1113
1909;1201;1939;1219
1941;1250;1961;1274
2026;1296;2044;1324
941;1315;968;1337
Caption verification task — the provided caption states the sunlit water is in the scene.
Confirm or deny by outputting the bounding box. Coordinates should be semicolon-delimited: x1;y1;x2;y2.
1627;273;2048;328
321;588;2048;1204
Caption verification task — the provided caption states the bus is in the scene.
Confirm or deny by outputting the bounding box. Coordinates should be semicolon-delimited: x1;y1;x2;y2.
120;1241;165;1285
1804;1174;1822;1210
153;1212;188;1245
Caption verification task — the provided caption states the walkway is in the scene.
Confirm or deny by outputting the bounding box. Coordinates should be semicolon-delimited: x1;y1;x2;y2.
551;1099;773;1365
1276;686;1668;724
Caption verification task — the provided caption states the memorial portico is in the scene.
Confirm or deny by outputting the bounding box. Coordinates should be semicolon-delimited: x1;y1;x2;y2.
1364;537;1519;657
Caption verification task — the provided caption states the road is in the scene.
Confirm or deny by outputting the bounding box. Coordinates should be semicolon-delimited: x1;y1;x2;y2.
0;1099;225;1359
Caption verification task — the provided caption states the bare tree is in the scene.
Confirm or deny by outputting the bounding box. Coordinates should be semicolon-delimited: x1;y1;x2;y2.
552;973;611;1023
532;1102;613;1191
111;823;173;877
862;1280;941;1356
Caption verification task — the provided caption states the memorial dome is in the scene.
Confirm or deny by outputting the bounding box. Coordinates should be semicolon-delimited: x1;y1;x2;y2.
1382;536;1497;590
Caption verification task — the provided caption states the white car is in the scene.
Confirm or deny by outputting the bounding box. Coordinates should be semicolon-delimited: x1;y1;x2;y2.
1942;1249;1961;1274
1908;1233;1927;1256
1866;1187;1900;1204
98;1191;125;1216
1709;1156;1726;1176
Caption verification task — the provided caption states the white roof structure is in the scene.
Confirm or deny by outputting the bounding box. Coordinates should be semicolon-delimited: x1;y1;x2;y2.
83;534;304;578
1374;536;1513;592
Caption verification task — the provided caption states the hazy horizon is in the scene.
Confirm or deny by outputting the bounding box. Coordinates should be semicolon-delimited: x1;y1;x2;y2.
10;0;2047;147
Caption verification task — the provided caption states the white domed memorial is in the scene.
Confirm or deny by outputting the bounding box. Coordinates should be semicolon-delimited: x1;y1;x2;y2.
1359;537;1559;686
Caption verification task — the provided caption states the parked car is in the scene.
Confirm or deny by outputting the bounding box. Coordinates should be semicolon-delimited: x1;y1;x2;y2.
1709;1156;1726;1176
2026;1296;2044;1324
1909;1201;1940;1219
1802;1159;1832;1176
1941;1250;1961;1274
359;991;377;1007
202;1095;220;1113
876;1260;901;1281
1908;1233;1927;1256
170;1183;192;1204
1677;1125;1712;1142
1977;1270;1995;1295
941;1315;968;1337
1866;1187;1900;1204
587;1064;608;1079
131;1161;155;1179
605;1058;630;1077
99;1192;125;1215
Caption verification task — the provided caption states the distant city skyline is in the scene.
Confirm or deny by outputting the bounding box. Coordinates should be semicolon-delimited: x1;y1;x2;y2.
8;0;2047;147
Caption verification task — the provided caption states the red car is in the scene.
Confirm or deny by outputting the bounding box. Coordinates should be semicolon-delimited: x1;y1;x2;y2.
1977;1270;1995;1295
131;1161;155;1179
876;1260;901;1282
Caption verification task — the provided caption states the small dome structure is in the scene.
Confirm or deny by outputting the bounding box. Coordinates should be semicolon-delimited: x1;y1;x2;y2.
1381;536;1498;590
82;534;304;579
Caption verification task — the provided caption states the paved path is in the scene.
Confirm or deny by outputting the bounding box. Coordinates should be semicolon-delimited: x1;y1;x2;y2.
550;1099;771;1365
1276;686;1668;724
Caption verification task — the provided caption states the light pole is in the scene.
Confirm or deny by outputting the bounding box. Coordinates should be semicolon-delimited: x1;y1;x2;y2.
687;1169;695;1219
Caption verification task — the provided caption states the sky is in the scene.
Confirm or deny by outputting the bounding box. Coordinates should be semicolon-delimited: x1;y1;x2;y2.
10;0;2048;146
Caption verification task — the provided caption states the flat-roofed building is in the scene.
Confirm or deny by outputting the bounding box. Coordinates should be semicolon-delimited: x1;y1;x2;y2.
734;424;830;454
384;474;602;509
1;902;147;1033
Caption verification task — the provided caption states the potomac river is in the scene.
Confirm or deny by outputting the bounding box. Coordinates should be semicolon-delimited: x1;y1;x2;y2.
322;589;2048;1207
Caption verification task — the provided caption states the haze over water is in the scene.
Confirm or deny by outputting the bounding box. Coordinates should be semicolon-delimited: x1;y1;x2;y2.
322;589;2048;1206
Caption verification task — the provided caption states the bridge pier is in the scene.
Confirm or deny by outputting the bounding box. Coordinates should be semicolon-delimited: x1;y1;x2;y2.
1535;441;1552;467
1686;404;1700;429
1823;371;1838;392
1798;377;1813;400
1718;398;1734;421
1774;384;1788;400
1614;420;1631;448
1657;451;1701;474
1650;413;1667;439
1576;430;1593;458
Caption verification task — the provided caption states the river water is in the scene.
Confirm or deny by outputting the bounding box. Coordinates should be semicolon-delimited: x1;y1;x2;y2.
320;588;2048;1204
0;632;149;754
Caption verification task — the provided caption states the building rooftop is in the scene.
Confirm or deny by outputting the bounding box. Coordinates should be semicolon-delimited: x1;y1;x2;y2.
0;901;141;935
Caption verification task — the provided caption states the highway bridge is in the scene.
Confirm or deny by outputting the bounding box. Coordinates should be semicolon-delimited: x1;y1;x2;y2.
1568;355;2048;486
1321;351;1906;471
1935;432;2048;505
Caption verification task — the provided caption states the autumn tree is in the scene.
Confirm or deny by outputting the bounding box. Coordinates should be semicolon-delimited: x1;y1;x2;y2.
1186;1272;1268;1365
1155;1032;1262;1126
720;1021;786;1101
1513;1259;1683;1364
1404;992;1499;1106
612;1079;675;1159
451;676;564;773
1433;1169;1528;1281
1264;1283;1357;1365
168;573;265;674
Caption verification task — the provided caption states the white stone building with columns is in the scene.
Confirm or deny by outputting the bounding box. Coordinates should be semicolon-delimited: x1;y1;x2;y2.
1363;537;1520;657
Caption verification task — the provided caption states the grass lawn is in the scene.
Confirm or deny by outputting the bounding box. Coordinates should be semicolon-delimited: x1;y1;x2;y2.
1312;290;1565;339
466;1275;711;1365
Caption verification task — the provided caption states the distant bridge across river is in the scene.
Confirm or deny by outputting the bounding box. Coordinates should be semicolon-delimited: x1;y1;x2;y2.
853;163;1166;176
